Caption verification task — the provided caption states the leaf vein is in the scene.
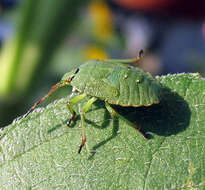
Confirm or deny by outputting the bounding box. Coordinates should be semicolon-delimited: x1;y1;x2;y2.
143;138;166;190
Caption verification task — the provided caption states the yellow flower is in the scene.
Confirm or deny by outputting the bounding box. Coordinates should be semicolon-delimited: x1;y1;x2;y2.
89;1;113;41
83;46;108;60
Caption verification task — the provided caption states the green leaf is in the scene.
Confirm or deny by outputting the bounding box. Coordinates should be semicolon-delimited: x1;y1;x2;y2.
0;73;204;189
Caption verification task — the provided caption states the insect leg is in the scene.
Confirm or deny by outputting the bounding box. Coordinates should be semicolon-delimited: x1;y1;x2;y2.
105;102;149;139
105;50;143;64
24;81;68;118
67;93;87;127
78;97;97;153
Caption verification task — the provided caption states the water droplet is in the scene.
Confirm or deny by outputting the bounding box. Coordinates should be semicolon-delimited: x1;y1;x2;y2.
136;75;144;83
193;73;200;77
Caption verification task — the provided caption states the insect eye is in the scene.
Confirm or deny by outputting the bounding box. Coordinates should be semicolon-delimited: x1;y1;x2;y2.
75;68;79;74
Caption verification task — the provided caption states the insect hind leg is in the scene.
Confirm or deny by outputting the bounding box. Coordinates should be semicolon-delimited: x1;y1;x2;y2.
105;102;149;139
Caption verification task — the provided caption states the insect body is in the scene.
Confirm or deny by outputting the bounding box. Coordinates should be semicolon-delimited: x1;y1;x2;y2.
24;51;161;153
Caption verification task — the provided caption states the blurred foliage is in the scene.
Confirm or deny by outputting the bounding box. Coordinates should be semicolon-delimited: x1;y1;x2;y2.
0;0;86;95
0;0;124;127
0;0;87;126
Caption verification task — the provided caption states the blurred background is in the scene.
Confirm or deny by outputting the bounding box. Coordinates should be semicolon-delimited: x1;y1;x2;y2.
0;0;205;126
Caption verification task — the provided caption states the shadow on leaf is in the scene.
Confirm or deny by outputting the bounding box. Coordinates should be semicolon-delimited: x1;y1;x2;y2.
118;86;191;137
88;117;119;159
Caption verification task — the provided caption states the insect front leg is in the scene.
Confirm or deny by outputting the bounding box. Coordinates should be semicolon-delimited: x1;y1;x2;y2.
105;102;149;139
67;93;86;127
78;97;97;153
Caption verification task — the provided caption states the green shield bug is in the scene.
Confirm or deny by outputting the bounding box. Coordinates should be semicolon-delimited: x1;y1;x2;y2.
24;50;161;153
